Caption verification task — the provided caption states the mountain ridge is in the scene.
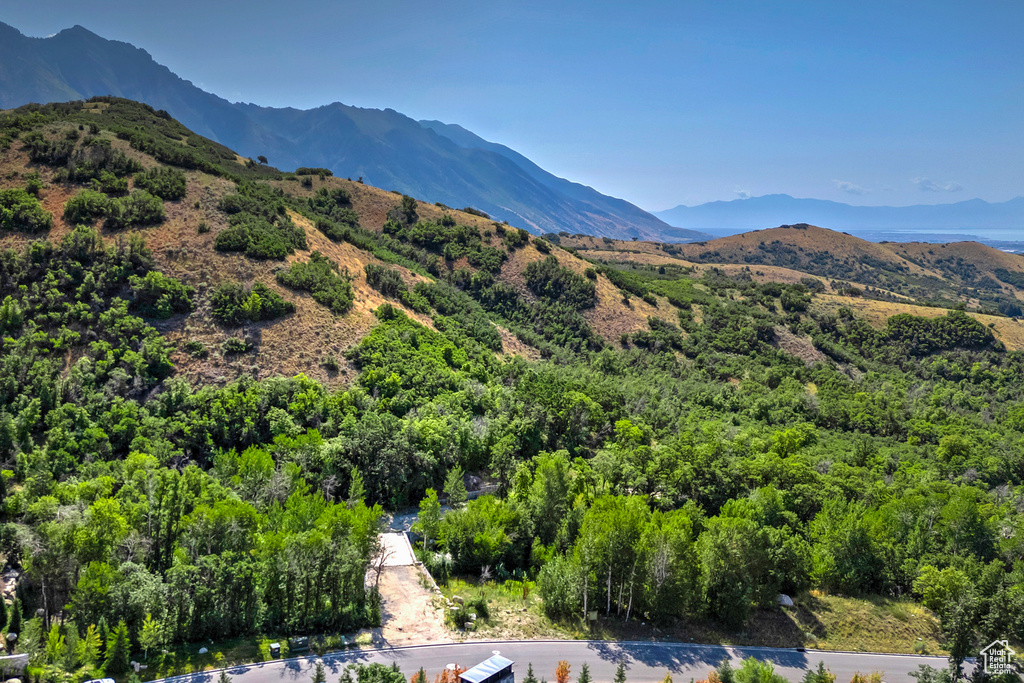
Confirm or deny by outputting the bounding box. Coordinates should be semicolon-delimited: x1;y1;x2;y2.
655;193;1024;239
0;20;706;242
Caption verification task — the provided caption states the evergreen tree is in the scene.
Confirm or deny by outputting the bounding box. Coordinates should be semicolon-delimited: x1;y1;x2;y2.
578;664;592;683
802;663;835;683
312;660;327;683
7;598;20;636
0;599;7;632
219;671;233;683
97;617;109;657
444;466;468;510
524;664;538;683
104;620;131;675
614;662;627;683
339;667;355;683
348;467;366;506
76;624;101;668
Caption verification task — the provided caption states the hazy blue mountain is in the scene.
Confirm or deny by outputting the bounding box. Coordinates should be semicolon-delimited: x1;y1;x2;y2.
655;194;1024;241
0;22;704;241
418;120;707;243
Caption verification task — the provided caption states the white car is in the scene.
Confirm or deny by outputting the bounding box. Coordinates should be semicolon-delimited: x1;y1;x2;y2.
84;678;115;683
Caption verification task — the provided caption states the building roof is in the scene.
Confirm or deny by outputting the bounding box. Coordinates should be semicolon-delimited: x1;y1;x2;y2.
459;655;514;683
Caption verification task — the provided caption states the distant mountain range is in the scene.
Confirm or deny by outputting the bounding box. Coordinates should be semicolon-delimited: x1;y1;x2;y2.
0;21;705;242
655;194;1024;242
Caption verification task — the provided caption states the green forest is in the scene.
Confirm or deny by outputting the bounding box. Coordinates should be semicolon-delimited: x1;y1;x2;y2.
0;99;1022;682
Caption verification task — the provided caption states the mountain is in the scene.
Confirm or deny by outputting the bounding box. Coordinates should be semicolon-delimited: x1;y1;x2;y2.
0;21;705;242
654;193;1024;241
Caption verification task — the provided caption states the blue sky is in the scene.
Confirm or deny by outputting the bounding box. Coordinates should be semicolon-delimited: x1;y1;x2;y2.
4;1;1023;210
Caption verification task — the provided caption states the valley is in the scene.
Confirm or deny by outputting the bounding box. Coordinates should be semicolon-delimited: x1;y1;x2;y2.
0;98;1022;683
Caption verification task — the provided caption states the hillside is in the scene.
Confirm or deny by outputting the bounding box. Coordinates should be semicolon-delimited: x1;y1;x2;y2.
0;21;702;242
555;225;1024;316
0;98;669;389
3;99;1024;678
653;192;1024;242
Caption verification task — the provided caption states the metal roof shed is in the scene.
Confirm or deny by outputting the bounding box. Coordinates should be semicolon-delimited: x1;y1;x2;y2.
459;655;515;683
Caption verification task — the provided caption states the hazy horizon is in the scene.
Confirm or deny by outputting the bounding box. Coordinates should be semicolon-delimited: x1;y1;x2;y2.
2;1;1021;213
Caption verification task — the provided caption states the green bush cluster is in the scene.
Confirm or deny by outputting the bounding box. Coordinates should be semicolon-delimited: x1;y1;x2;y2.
276;252;355;314
524;255;597;309
129;271;194;319
64;188;166;229
383;218;507;273
295;167;333;177
104;190;166;229
215;184;306;259
133;166;187;200
364;264;407;298
63;189;110;224
210;281;295;326
1;187;53;233
92;170;129;195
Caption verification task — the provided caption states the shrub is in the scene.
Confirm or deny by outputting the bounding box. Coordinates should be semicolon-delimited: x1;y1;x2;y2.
524;255;597;309
276;251;355;314
92;171;128;195
105;190;165;229
308;188;358;233
210;281;295;325
364;264;407;297
295;167;332;177
0;188;53;233
133;166;187;200
323;355;340;372
129;271;194;319
24;172;43;196
222;337;251;354
534;239;551;254
462;207;489;218
184;339;207;358
214;214;305;260
63;189;110;225
503;228;529;250
197;222;210;234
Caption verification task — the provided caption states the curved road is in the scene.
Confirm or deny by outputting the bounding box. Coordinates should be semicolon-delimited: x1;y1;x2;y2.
155;641;957;683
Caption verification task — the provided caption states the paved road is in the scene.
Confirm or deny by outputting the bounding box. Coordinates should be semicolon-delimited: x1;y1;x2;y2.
380;533;416;566
155;640;957;683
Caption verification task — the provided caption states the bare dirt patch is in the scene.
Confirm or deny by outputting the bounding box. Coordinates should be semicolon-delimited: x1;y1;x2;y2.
373;565;452;647
773;327;830;366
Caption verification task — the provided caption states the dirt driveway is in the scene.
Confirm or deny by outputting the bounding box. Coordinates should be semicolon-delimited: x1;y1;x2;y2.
369;532;451;647
374;564;452;646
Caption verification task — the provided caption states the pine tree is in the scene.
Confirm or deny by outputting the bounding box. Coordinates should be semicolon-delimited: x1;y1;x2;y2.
219;671;233;683
97;617;109;657
348;468;366;506
76;624;101;668
578;664;591;683
411;667;428;683
615;662;627;683
0;599;7;632
524;664;538;683
104;621;131;675
339;667;355;683
312;661;327;683
7;598;20;636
